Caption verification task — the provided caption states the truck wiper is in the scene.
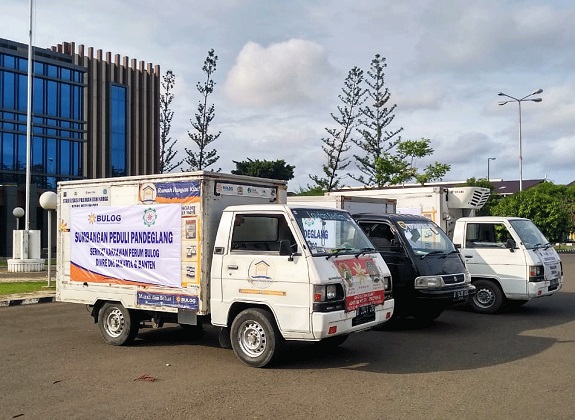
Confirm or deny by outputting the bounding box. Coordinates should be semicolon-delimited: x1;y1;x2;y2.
533;243;543;250
325;247;352;260
355;247;375;258
543;243;552;249
420;250;446;260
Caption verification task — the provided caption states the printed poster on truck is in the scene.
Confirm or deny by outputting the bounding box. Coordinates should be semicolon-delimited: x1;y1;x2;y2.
138;180;202;286
333;257;385;311
70;205;182;288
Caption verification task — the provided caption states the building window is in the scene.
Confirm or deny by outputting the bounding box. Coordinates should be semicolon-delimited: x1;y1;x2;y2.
109;83;127;177
0;49;85;187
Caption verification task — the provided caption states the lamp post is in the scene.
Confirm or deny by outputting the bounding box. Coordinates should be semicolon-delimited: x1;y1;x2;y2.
39;192;57;287
498;89;543;192
487;157;496;181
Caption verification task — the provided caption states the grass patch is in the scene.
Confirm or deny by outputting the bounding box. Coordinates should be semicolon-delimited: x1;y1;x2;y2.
0;282;54;296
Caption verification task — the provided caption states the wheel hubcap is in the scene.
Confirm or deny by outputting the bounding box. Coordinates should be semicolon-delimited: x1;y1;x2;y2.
475;287;495;308
104;308;125;338
238;320;266;358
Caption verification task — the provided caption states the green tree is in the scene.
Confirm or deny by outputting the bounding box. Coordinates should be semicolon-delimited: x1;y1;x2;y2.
159;70;183;173
184;49;221;171
391;138;451;185
231;159;295;180
490;181;573;242
351;54;402;187
293;185;325;196
310;67;366;192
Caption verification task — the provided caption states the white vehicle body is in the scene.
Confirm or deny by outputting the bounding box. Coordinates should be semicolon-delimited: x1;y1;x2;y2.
57;171;394;366
452;216;563;312
288;195;396;214
327;186;489;238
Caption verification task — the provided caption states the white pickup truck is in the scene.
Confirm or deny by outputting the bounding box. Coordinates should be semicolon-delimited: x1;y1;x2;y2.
56;171;394;367
452;216;563;313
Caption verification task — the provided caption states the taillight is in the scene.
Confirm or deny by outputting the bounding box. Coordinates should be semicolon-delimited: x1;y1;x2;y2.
313;284;345;312
528;265;544;282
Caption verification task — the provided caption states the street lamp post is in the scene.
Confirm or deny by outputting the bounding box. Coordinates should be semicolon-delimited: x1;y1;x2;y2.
498;89;543;192
487;157;496;181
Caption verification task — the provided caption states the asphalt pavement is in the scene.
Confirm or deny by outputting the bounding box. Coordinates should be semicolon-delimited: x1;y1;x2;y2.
0;267;56;307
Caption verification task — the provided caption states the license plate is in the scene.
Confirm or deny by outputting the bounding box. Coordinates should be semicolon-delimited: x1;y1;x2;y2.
356;304;375;317
453;290;469;301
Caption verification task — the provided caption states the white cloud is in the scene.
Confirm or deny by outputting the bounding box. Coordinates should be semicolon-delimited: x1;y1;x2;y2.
224;39;332;107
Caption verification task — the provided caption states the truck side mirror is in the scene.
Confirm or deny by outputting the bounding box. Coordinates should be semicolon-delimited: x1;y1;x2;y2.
280;240;298;260
505;238;517;249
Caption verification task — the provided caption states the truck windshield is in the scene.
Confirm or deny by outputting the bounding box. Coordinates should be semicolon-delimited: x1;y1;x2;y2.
509;219;550;249
397;220;456;256
291;208;374;256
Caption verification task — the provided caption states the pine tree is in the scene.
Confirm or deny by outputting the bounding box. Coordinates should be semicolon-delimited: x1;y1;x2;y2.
159;70;183;173
310;67;366;192
184;49;221;171
351;54;402;187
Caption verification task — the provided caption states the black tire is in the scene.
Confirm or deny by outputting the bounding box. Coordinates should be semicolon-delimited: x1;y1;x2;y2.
470;280;504;314
97;302;139;345
230;308;283;368
315;334;349;348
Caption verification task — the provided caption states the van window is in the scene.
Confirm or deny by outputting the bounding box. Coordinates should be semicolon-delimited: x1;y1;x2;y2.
362;223;395;250
231;214;295;253
465;223;511;248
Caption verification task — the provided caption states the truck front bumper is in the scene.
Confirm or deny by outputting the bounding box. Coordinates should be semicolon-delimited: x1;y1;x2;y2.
414;284;476;305
311;298;394;340
525;277;563;299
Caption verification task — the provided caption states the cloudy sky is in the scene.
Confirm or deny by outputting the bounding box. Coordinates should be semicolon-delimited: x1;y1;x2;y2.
4;0;575;190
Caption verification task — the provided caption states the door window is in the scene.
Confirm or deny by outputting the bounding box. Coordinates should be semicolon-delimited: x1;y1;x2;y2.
231;214;295;253
465;223;511;248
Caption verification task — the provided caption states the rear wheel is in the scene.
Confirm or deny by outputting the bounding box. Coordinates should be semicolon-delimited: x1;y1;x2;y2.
231;308;283;368
470;280;504;314
98;302;139;345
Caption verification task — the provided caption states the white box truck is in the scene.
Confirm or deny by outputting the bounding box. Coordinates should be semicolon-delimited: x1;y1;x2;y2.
328;186;564;313
452;216;563;313
288;195;396;214
328;186;490;238
57;172;394;367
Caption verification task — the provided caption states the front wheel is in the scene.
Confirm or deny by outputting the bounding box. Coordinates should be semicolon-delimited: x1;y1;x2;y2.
98;302;139;345
230;308;283;368
470;280;504;314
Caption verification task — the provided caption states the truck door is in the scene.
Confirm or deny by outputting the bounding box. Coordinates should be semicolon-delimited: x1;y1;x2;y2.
220;213;311;333
360;221;415;298
459;221;527;295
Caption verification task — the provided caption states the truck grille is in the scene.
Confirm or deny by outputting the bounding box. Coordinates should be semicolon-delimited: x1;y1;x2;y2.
442;273;466;284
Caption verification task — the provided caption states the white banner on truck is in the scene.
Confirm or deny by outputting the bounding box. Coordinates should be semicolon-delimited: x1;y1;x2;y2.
70;205;182;287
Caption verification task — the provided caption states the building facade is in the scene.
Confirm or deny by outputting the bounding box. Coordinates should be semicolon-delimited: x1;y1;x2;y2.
0;38;160;257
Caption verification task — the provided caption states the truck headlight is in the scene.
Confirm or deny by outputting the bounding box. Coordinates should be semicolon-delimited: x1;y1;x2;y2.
528;265;544;282
326;284;337;300
383;276;392;292
414;276;445;289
